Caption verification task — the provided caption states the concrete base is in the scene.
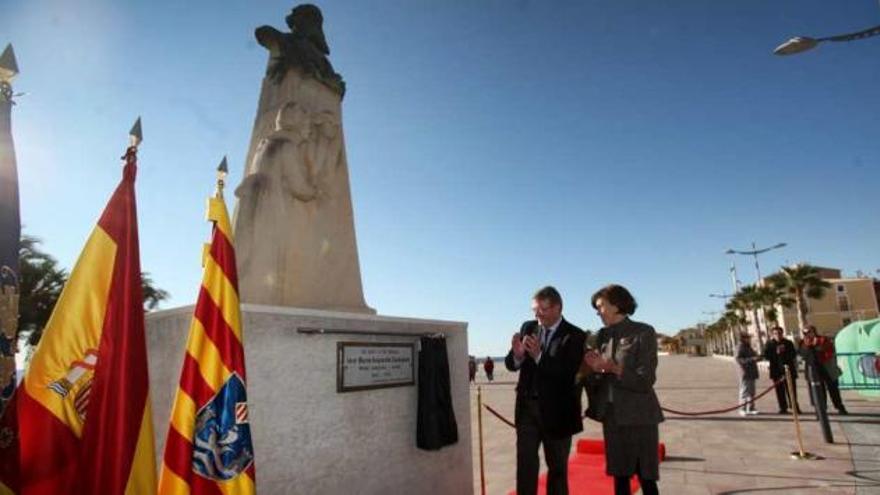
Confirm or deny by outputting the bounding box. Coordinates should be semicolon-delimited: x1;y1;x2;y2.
147;304;472;494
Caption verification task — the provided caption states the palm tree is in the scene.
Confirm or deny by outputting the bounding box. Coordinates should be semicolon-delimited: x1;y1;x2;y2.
734;285;767;349
19;235;67;345
722;308;747;355
768;263;832;333
141;272;170;311
755;284;794;328
706;318;731;354
18;235;169;347
703;323;718;354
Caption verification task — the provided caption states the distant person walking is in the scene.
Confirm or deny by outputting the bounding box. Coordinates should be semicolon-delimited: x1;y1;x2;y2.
483;356;495;381
582;284;662;495
468;356;477;383
800;325;848;415
763;326;801;414
736;333;760;416
505;286;586;495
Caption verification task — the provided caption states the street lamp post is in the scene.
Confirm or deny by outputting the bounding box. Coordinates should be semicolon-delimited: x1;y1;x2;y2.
709;294;737;354
709;293;734;299
702;310;722;354
726;242;787;286
774;23;880;55
725;242;787;349
724;261;742;295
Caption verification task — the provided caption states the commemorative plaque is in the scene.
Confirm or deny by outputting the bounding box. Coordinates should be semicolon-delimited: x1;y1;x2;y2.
337;342;415;392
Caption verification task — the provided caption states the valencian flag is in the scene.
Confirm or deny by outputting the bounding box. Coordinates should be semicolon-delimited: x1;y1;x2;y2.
158;157;255;495
0;120;156;495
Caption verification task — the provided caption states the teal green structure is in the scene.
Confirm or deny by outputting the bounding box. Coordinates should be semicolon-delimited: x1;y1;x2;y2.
835;318;880;396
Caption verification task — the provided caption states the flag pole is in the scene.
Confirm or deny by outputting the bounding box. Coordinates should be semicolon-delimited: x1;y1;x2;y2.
126;117;142;156
216;155;228;197
787;365;817;460
129;117;142;147
158;154;256;494
9;113;157;494
477;385;486;495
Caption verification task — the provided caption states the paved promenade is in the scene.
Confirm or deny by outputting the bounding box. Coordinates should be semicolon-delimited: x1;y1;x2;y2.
471;354;880;494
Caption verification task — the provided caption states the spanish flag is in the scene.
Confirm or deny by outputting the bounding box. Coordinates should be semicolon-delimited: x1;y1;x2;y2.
0;141;156;494
158;159;255;495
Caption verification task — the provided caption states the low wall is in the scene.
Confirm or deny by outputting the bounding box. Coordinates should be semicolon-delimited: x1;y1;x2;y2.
147;304;472;494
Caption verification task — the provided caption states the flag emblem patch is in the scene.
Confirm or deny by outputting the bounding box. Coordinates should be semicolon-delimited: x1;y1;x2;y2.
192;372;254;481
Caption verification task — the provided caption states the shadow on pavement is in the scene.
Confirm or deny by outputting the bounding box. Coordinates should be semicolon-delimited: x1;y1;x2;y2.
822;455;880;464
833;412;880;418
664;416;811;422
665;465;880;489
656;385;739;390
846;469;880;483
662;455;704;462
715;483;880;494
664;416;880;426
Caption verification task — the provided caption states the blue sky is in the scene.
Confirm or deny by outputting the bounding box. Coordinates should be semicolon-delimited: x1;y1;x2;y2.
3;0;879;356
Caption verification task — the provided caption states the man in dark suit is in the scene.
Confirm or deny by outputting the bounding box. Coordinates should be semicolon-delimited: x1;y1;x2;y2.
505;286;586;495
763;326;801;414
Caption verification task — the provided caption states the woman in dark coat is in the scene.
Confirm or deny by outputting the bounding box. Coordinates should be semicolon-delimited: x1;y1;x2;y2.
583;284;663;495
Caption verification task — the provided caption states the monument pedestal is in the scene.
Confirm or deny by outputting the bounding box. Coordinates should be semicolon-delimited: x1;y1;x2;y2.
147;304;472;494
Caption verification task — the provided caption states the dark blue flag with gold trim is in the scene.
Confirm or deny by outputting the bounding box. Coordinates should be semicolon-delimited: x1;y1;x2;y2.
0;42;20;417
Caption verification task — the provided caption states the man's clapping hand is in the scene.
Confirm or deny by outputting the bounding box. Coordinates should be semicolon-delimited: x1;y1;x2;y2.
511;333;525;359
523;334;541;360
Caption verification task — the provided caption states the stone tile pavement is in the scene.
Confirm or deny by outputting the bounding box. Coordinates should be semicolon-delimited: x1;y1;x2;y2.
470;354;880;494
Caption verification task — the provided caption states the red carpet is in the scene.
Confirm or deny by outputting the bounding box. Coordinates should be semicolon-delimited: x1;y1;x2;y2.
508;438;666;495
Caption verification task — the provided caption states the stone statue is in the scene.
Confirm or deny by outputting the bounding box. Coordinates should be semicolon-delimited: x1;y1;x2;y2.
234;4;373;314
255;4;345;96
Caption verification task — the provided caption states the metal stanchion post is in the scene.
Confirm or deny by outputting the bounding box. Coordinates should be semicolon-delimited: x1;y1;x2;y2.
808;363;834;444
477;386;486;495
785;365;817;460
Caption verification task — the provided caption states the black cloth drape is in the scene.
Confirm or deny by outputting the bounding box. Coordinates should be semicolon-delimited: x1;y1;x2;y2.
416;336;459;450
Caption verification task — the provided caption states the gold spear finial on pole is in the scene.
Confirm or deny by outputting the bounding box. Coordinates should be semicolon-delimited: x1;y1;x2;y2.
1;44;20;104
204;156;231;263
121;117;142;169
216;156;228;197
0;44;19;82
129;117;143;148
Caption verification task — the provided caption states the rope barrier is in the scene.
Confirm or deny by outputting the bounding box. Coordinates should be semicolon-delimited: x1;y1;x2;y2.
480;378;788;426
659;378;785;416
483;402;516;428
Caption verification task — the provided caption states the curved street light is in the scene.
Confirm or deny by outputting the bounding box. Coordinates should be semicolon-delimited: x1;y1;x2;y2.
725;242;787;283
774;24;880;55
709;293;734;299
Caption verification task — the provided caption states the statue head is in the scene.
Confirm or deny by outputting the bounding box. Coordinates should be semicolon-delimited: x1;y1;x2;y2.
286;4;330;55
